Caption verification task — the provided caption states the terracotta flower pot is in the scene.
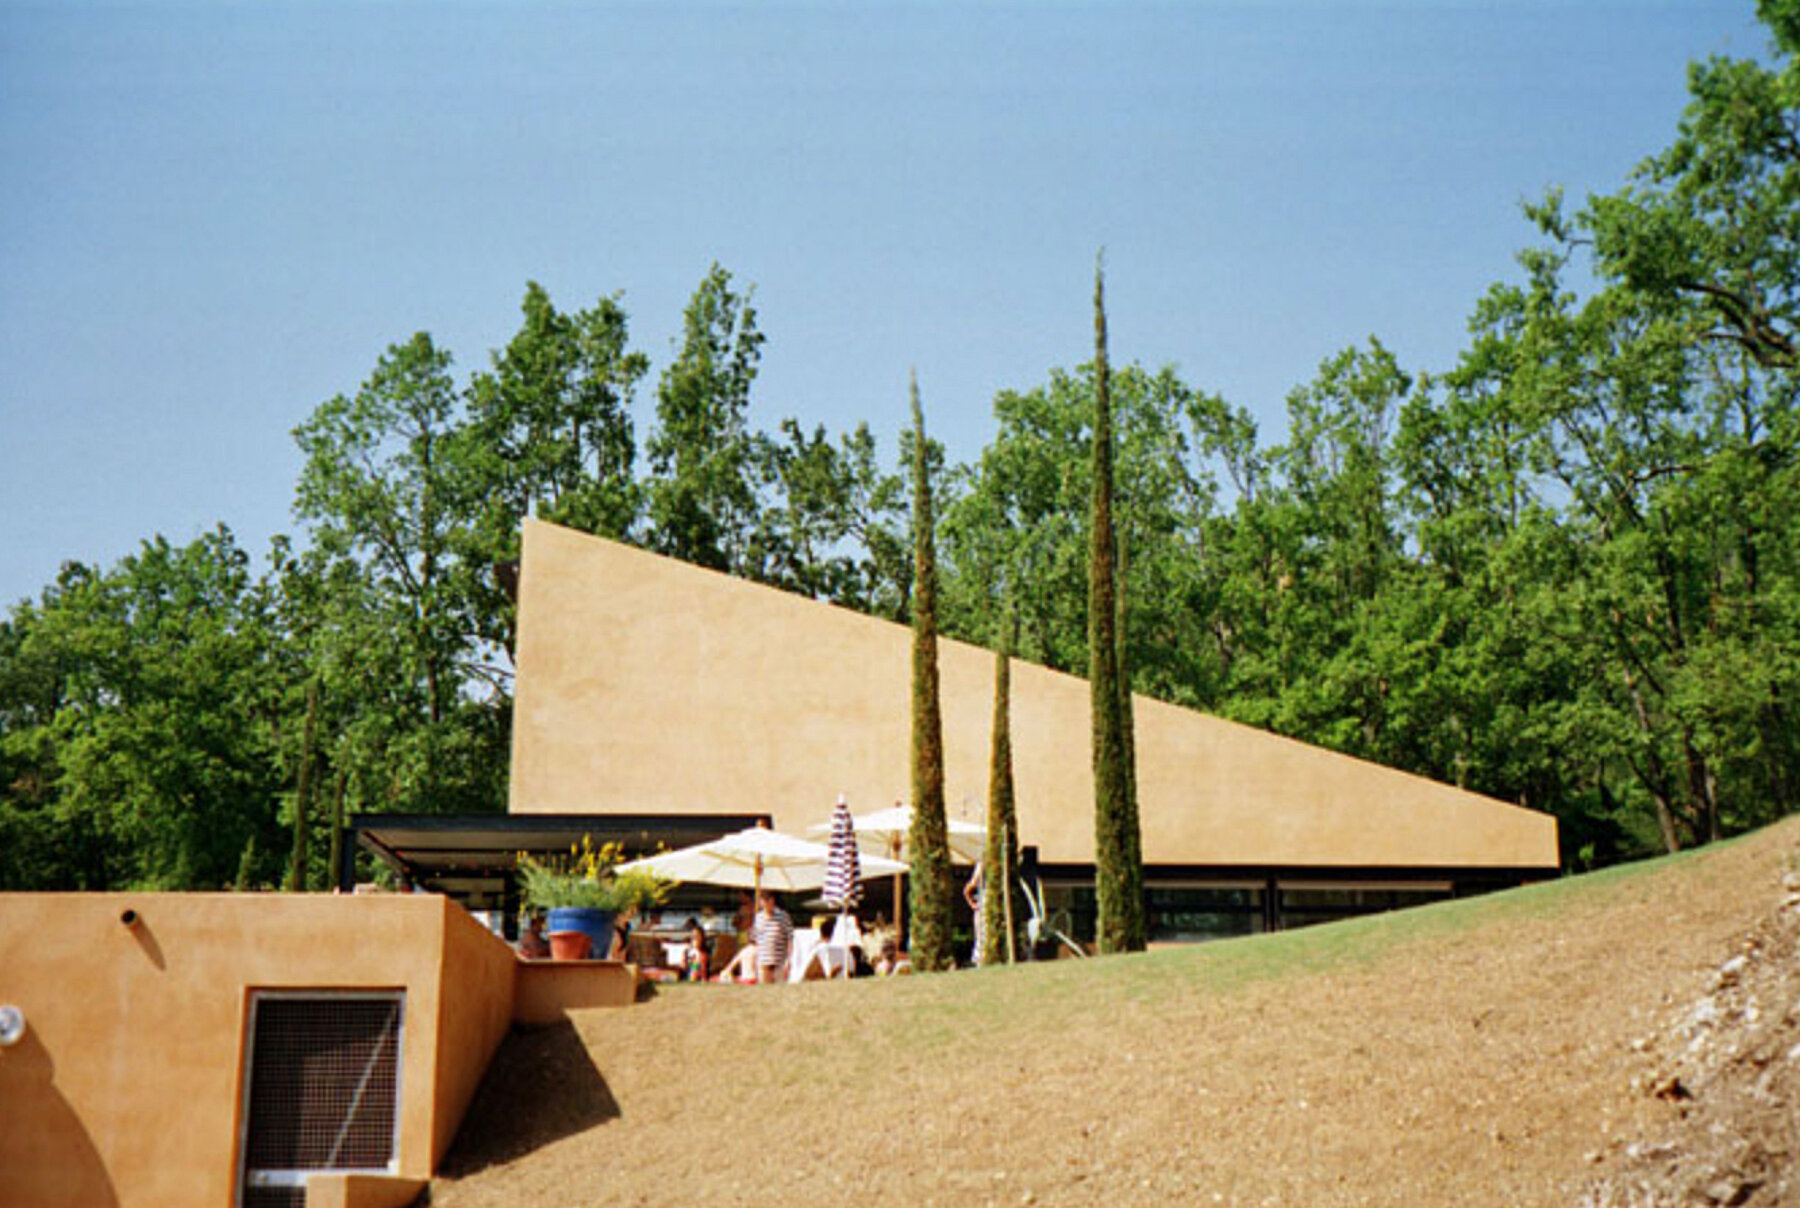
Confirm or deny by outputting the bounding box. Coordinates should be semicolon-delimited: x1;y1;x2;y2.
547;930;591;961
546;906;615;960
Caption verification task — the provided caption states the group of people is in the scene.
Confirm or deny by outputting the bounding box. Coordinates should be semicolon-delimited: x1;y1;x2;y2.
516;905;713;976
517;888;919;981
513;903;644;964
710;891;911;983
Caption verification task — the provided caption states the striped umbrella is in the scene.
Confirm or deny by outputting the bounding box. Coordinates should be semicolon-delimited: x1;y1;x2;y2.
822;795;862;979
822;795;863;911
810;803;986;940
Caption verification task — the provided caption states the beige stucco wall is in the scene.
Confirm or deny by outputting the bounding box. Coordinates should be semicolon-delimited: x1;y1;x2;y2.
512;961;639;1023
510;519;1558;870
430;905;519;1167
304;1173;427;1208
0;892;515;1208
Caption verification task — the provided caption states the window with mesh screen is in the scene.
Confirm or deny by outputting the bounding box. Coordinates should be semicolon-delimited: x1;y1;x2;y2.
242;1188;308;1208
240;992;404;1202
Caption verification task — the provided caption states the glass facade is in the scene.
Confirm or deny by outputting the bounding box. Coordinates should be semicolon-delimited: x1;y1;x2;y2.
1041;883;1267;945
1035;878;1453;945
1147;885;1265;942
1276;883;1450;928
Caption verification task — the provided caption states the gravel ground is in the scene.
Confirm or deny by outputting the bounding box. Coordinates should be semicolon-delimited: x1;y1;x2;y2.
426;817;1800;1208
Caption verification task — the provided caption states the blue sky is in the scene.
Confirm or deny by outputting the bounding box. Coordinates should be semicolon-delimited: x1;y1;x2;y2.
0;1;1773;610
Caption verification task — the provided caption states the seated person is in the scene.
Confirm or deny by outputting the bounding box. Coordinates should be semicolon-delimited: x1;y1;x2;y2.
796;915;839;981
874;937;911;976
732;892;755;937
516;912;550;960
715;940;760;984
682;917;711;982
608;904;638;961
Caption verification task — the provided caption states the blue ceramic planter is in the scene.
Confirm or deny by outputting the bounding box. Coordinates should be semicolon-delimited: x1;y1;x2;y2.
545;906;615;960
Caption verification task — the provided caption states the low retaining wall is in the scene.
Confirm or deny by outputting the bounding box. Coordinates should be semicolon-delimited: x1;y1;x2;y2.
513;958;639;1022
0;893;638;1208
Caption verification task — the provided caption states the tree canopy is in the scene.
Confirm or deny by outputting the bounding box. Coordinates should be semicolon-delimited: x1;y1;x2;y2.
4;7;1797;893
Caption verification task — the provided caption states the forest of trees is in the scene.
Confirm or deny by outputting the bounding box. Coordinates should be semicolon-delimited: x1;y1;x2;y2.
3;4;1797;891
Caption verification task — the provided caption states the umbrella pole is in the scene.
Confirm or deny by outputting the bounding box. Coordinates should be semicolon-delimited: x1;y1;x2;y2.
753;854;765;982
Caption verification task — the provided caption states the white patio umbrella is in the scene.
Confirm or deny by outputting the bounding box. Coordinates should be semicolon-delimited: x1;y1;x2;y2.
614;824;904;895
836;803;987;864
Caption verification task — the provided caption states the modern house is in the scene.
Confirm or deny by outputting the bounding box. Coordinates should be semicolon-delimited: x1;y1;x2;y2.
501;519;1560;938
0;515;1560;1207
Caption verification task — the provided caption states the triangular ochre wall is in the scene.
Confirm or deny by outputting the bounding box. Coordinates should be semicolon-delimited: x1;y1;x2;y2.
510;519;1558;870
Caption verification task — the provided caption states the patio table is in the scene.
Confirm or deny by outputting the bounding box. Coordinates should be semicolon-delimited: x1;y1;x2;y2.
786;930;849;981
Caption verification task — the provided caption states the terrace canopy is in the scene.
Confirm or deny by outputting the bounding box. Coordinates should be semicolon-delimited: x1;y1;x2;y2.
342;812;768;906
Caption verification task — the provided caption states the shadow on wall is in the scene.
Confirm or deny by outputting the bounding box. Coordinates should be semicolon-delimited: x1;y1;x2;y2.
434;1020;622;1177
124;910;165;970
0;1025;119;1208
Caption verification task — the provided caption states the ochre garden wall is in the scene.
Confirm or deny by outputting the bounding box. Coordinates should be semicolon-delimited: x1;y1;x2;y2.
509;519;1558;870
0;892;517;1208
429;902;518;1166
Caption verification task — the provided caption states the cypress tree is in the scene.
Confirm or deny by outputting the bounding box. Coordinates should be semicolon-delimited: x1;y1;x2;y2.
905;371;955;971
234;835;259;892
328;765;348;893
1088;259;1146;953
1116;533;1142;902
980;613;1022;965
285;677;320;892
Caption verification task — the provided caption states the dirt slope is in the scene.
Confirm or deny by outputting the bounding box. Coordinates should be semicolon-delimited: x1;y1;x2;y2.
426;818;1800;1208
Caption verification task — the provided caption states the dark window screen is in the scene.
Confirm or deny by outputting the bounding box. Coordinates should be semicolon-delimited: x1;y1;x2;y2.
243;1188;307;1208
243;995;402;1178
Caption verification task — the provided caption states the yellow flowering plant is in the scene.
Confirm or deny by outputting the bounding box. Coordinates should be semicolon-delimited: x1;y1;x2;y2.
515;836;670;913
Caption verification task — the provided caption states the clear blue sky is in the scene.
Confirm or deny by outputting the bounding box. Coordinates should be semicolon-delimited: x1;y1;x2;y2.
0;0;1773;610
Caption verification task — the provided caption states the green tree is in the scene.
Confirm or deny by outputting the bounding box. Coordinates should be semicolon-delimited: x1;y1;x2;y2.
980;618;1022;965
905;371;955;972
938;362;1226;704
0;567;91;888
462;281;649;657
292;333;508;818
283;676;320;892
1560;2;1800;846
1088;262;1145;953
0;530;286;889
647;264;765;573
739;418;914;611
835;423;914;621
1223;341;1413;757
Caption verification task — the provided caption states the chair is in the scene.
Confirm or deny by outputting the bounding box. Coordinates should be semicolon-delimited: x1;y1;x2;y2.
786;928;823;982
831;915;863;979
627;933;664;968
790;917;860;981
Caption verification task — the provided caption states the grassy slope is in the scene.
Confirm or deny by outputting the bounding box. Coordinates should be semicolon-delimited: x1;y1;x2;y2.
433;817;1799;1208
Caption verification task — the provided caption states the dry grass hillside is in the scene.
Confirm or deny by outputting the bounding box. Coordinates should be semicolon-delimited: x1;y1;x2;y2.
426;817;1800;1207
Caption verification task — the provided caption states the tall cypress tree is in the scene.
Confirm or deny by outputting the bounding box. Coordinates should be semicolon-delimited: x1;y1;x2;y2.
906;371;955;971
980;613;1022;965
1088;259;1146;953
285;677;319;892
1116;534;1141;899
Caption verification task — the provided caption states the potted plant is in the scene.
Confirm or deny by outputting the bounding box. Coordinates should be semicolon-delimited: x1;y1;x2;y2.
516;837;669;960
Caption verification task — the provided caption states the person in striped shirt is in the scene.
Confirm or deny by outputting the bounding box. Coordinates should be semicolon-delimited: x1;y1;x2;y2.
754;890;793;984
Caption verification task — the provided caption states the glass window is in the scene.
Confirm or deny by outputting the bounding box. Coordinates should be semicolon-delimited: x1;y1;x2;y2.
1278;884;1448;928
1038;883;1268;945
1147;886;1264;942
